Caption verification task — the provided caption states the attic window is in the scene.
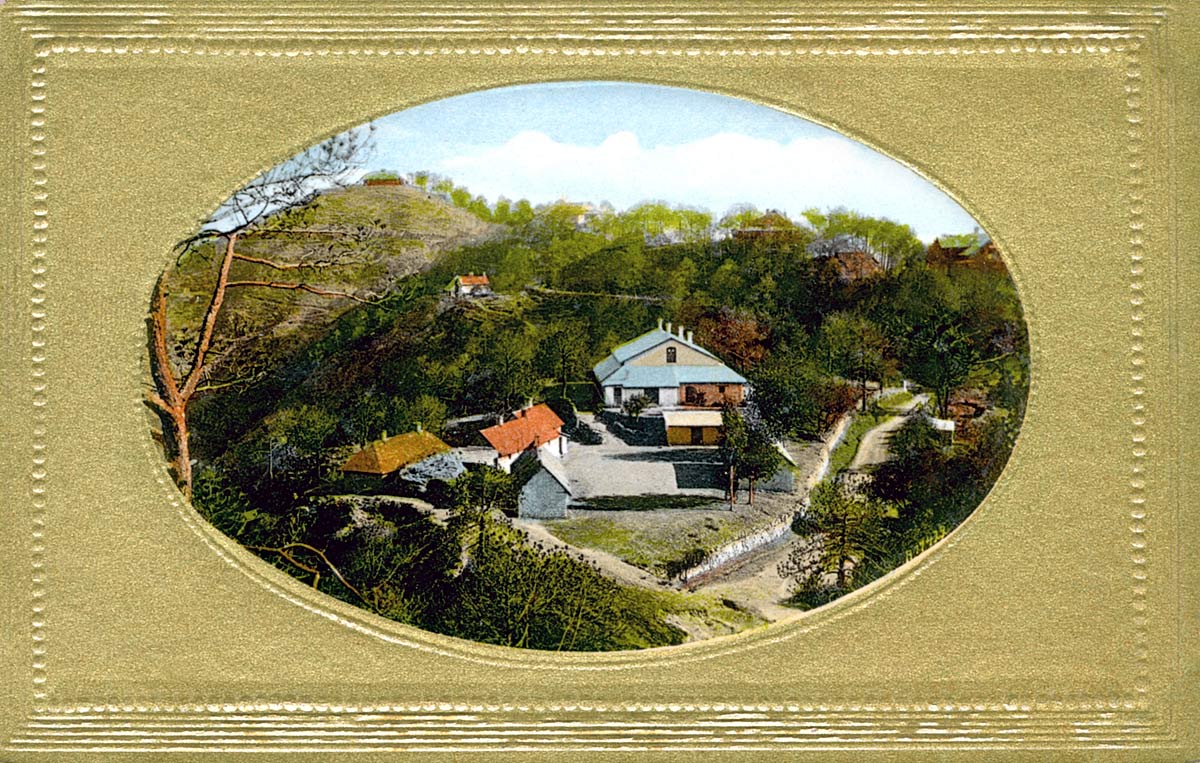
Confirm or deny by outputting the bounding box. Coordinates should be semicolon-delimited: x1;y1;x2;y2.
666;347;677;363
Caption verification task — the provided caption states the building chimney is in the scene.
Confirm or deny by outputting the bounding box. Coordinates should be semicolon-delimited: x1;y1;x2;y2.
657;317;663;330
380;430;388;441
666;322;673;334
678;325;685;339
687;330;694;343
416;422;423;433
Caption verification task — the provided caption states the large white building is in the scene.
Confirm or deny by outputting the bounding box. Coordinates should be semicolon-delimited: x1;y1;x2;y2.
592;320;747;410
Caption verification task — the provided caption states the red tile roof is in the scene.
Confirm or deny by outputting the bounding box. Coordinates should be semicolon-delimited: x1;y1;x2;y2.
480;404;564;458
341;430;450;475
457;274;490;286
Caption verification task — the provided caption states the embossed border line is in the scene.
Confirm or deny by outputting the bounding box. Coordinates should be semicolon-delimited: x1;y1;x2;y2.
6;702;1174;753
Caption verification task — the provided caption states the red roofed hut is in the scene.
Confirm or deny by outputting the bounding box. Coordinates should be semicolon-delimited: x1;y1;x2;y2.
480;404;566;473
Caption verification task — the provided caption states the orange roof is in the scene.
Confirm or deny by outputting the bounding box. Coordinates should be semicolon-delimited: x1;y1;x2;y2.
480;404;564;458
341;430;451;475
457;274;490;286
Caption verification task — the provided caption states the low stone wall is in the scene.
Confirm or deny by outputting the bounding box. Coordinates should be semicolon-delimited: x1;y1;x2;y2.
596;410;668;446
677;516;793;583
807;411;855;489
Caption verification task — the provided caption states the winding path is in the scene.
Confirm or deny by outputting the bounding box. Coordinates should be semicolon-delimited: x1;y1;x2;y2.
848;393;928;471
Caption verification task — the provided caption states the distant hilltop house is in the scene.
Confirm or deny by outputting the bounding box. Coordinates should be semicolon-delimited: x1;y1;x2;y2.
926;233;1004;274
480;403;567;474
593;319;748;414
361;171;406;187
807;235;885;283
450;273;492;298
340;429;464;490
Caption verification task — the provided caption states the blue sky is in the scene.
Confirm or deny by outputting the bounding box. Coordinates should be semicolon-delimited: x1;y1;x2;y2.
357;82;979;242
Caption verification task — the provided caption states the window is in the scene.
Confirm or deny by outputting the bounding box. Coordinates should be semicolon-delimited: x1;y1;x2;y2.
666;347;677;363
613;386;623;405
718;385;726;394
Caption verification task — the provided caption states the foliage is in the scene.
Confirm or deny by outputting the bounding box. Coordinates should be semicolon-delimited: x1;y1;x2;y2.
719;406;783;504
436;515;685;650
164;170;1031;647
621;394;651;419
780;481;889;590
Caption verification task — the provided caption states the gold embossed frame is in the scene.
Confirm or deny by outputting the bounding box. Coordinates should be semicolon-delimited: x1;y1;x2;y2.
0;2;1196;760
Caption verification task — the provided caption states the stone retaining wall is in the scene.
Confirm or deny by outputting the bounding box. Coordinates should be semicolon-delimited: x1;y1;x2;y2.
677;516;793;583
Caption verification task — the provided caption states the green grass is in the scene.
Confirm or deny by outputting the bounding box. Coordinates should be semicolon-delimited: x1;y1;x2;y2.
543;509;765;578
650;589;767;637
878;390;914;412
825;410;893;477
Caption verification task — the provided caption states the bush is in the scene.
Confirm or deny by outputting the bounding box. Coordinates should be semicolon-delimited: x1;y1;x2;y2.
563;418;602;445
621;394;650;419
542;396;578;427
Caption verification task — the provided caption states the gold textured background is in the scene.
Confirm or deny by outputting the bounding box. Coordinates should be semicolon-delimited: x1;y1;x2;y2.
0;1;1196;760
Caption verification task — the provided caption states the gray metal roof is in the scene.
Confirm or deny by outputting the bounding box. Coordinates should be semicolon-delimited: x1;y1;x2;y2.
599;363;747;389
592;327;721;383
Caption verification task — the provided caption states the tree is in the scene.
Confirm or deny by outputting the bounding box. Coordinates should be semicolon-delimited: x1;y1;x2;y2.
387;394;448;438
780;481;887;591
718;406;781;505
818;312;889;411
537;326;587;398
471;333;540;419
146;127;376;496
694;308;769;369
266;404;339;486
904;314;979;418
446;466;516;557
719;407;750;506
738;425;783;505
802;207;923;271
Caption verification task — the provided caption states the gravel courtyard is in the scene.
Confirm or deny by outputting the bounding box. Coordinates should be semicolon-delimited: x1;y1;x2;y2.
560;414;725;499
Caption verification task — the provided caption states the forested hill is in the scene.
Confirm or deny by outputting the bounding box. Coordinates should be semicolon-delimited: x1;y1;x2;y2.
157;183;502;431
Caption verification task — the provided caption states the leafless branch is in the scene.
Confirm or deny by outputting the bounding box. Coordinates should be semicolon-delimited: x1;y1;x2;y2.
231;253;341;271
225;280;372;302
246;543;368;605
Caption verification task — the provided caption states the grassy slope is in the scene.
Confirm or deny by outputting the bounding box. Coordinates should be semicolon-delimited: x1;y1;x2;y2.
158;185;500;454
161;184;499;382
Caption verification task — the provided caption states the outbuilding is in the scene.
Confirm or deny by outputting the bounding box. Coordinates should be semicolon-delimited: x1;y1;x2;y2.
662;409;725;446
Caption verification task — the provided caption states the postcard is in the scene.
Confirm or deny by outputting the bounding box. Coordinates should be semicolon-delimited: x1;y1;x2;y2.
0;1;1195;760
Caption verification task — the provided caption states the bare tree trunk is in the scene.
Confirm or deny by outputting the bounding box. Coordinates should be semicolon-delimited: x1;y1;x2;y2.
147;233;363;498
146;235;238;498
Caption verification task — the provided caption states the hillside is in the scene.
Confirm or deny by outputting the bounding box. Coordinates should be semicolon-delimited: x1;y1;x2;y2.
158;183;501;414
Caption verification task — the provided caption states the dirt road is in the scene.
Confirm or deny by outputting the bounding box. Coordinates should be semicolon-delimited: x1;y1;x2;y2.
691;531;818;622
849;393;928;470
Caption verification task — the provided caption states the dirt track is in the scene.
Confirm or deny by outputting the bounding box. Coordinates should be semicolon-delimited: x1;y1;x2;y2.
849;394;928;470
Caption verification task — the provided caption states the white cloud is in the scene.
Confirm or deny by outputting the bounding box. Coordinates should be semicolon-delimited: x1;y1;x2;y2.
435;131;976;241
